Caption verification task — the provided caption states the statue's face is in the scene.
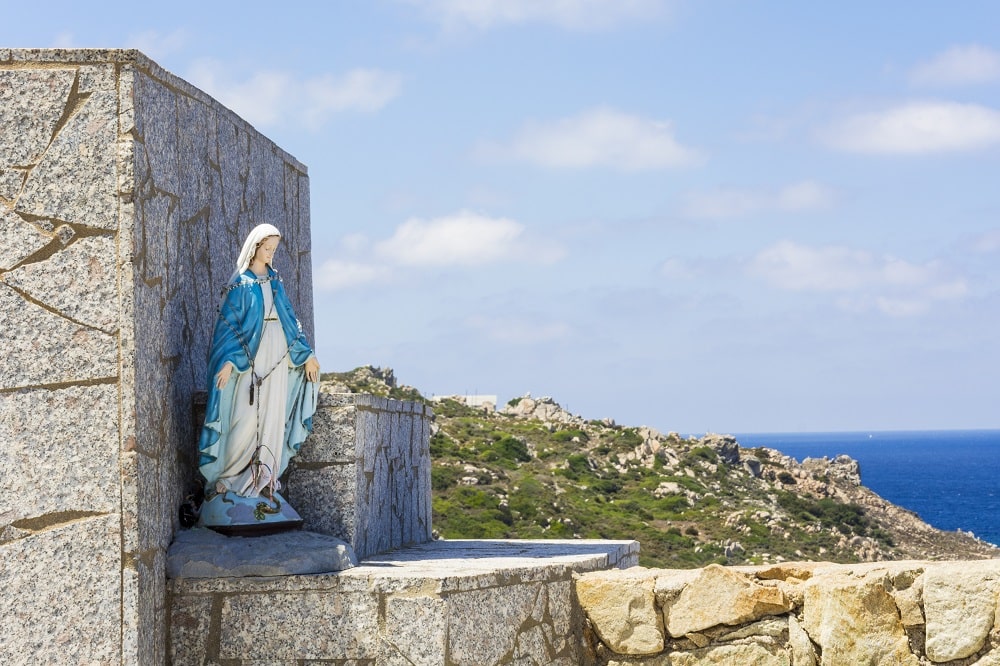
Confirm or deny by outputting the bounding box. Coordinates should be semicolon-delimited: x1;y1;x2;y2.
254;236;280;265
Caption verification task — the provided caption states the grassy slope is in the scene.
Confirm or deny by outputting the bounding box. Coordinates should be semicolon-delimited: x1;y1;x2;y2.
321;368;998;568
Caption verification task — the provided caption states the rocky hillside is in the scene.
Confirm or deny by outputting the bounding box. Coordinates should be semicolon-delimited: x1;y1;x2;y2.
320;367;998;568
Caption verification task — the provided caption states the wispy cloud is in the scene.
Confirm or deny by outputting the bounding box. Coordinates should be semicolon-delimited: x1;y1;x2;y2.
749;240;967;316
402;0;667;31
315;210;564;291
315;260;392;291
187;60;401;130
480;107;703;170
910;45;1000;87
464;314;571;344
821;101;1000;154
681;180;834;219
125;29;189;61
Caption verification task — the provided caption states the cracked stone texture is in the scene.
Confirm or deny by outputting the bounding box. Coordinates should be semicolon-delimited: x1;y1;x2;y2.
923;560;1000;662
17;65;118;230
220;590;380;661
288;395;433;560
0;68;76;171
3;234;118;331
0;515;122;665
0;281;118;388
0;208;51;270
0;384;119;527
1;50;314;666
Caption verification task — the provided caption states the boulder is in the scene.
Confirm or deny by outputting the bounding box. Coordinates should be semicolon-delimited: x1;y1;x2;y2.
801;571;918;666
665;564;794;637
575;568;664;655
923;561;1000;661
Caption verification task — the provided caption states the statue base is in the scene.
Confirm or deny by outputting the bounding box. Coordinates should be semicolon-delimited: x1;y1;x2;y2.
197;489;304;537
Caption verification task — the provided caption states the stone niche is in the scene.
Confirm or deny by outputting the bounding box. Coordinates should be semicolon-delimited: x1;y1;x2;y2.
0;49;312;666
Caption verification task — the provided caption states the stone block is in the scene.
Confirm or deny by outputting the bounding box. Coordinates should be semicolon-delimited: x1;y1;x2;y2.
0;281;118;388
801;571;917;666
0;384;119;522
3;234;119;332
668;641;790;665
288;465;358;543
665;564;793;637
447;582;546;665
218;590;379;661
17;66;118;230
575;567;664;655
0;515;121;665
924;560;1000;661
381;594;448;665
0;68;76;171
0;209;51;270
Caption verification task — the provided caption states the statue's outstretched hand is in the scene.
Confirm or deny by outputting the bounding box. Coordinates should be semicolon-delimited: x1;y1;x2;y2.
305;356;320;383
215;362;234;389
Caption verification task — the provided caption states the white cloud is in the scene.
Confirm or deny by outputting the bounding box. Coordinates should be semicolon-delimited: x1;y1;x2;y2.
822;101;1000;154
910;45;1000;86
749;240;967;316
315;260;391;291
465;314;571;344
376;210;563;266
403;0;666;31
187;60;401;130
125;29;189;61
482;107;703;170
315;211;564;291
681;180;834;219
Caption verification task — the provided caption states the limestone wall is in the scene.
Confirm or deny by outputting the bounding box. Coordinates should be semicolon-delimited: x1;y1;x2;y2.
576;559;1000;665
287;393;434;559
0;49;311;665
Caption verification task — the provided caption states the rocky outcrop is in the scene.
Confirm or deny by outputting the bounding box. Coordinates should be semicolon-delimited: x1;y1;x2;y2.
576;559;1000;665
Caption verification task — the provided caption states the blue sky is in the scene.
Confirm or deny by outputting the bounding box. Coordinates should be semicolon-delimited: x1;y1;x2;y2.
10;1;1000;433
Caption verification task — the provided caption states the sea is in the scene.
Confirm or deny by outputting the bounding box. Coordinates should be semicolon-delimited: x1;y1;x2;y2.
732;430;1000;547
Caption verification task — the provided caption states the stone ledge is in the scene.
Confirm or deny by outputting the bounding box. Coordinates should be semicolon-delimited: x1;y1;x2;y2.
168;538;638;664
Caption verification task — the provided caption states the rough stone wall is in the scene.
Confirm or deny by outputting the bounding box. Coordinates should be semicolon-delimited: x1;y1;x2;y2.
287;392;434;559
576;559;1000;665
0;49;311;665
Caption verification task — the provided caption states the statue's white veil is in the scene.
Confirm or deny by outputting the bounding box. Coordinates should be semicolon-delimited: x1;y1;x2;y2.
231;223;281;281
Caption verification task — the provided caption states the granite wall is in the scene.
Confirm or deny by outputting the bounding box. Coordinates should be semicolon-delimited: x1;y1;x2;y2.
0;49;312;665
287;392;434;559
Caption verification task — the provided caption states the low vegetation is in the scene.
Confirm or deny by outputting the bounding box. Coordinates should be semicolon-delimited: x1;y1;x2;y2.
321;366;998;568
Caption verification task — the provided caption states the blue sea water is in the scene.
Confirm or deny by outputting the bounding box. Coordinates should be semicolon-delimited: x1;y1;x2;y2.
733;430;1000;547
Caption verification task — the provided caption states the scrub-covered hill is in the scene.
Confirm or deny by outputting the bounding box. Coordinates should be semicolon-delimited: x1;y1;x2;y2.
320;366;998;568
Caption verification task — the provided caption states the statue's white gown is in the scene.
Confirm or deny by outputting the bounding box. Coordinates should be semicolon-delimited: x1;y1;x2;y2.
213;284;291;497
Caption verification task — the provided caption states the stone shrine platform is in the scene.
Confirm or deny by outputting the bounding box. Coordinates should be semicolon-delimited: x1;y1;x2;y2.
168;537;638;664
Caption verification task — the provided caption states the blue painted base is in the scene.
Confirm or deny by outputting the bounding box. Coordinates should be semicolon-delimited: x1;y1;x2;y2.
197;489;304;537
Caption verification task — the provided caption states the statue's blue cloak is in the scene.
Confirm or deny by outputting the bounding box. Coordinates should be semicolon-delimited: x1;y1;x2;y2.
197;266;317;487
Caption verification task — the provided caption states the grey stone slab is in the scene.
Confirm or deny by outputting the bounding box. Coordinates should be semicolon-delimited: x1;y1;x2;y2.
287;465;358;543
169;593;215;666
297;403;357;462
3;234;118;331
17;83;118;229
0;209;51;270
382;594;448;666
0;515;121;664
167;527;358;578
448;582;542;665
219;589;379;661
0;384;119;522
0;68;76;169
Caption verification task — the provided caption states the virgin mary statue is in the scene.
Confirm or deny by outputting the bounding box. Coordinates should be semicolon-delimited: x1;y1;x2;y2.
196;223;321;534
